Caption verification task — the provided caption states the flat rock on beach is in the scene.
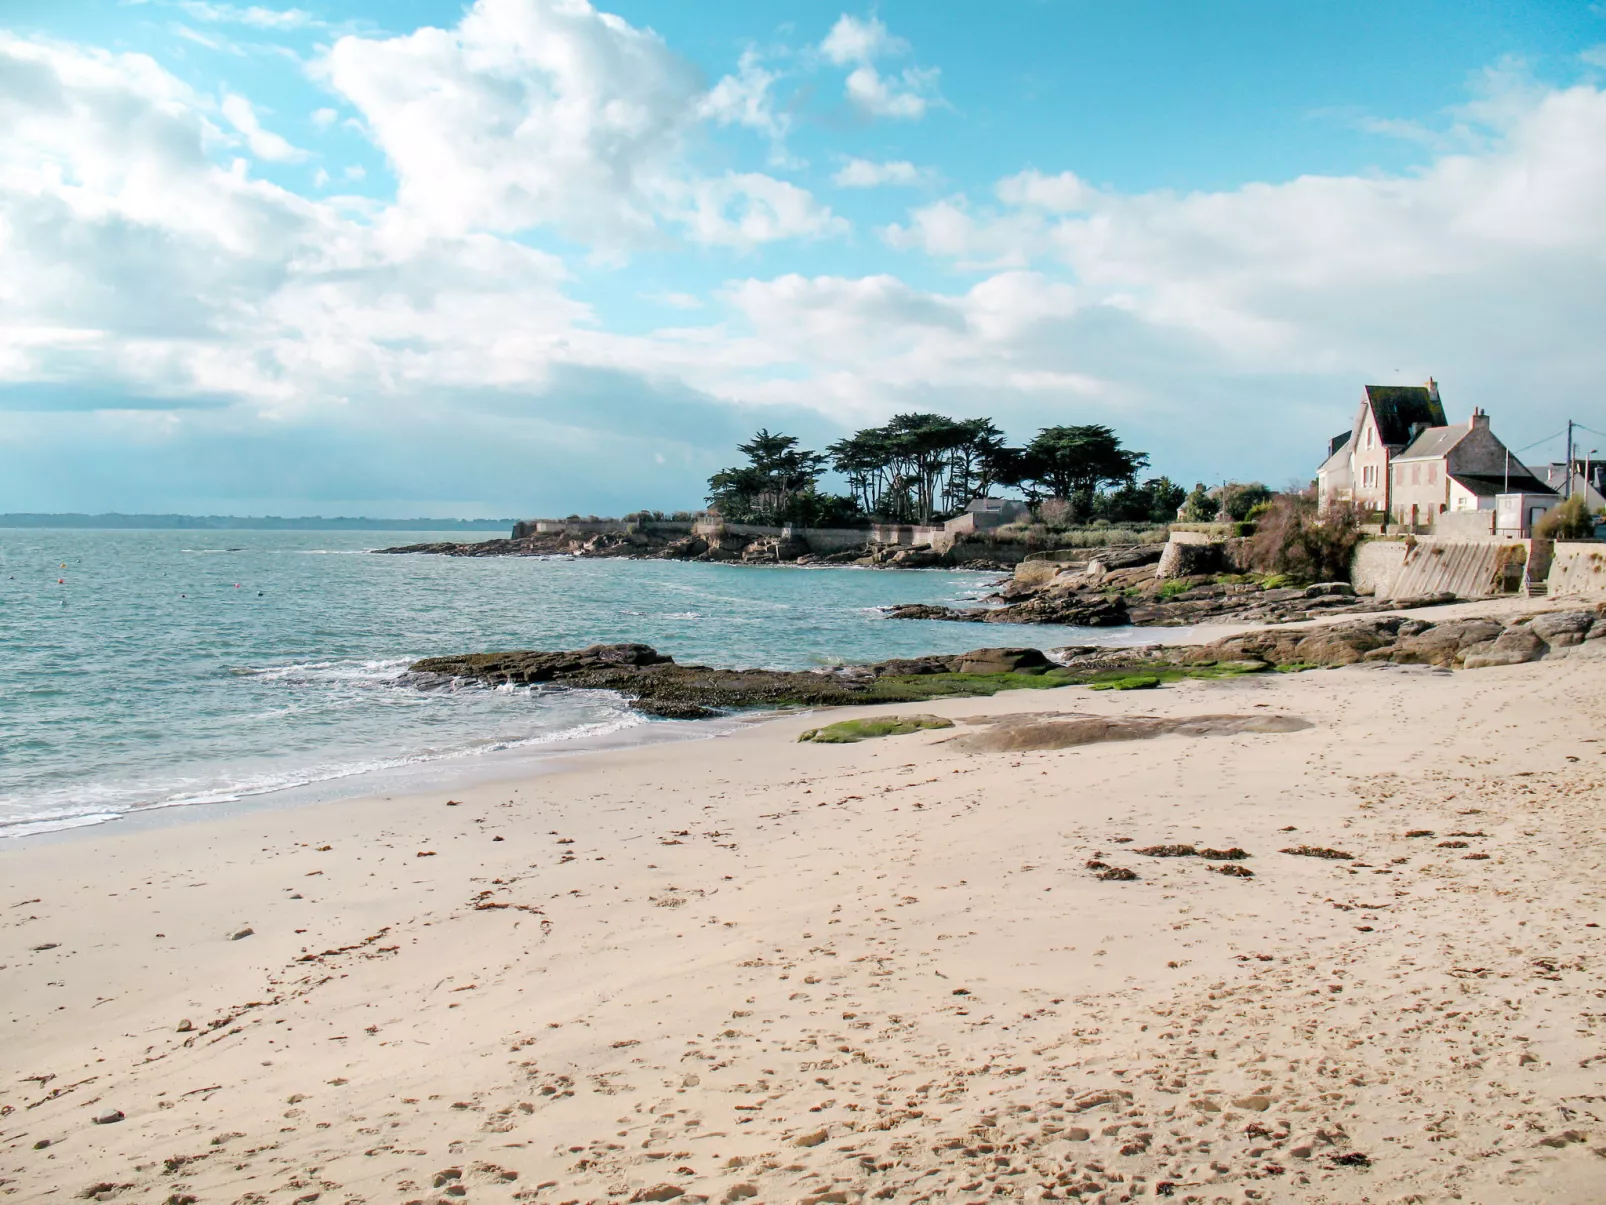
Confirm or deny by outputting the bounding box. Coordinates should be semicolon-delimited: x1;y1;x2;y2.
3;624;1605;1204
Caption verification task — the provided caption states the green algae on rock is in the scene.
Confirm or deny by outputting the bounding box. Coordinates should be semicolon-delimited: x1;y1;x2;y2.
798;715;956;744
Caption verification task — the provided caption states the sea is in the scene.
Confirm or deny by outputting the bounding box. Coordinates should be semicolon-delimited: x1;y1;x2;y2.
0;530;1167;838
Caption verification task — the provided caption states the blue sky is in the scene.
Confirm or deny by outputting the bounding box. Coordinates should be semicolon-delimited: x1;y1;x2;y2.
2;0;1604;515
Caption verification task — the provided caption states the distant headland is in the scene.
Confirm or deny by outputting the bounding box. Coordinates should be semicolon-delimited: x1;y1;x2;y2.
0;513;515;531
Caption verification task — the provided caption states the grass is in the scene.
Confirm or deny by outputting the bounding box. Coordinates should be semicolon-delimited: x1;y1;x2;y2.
1154;579;1194;600
798;715;955;743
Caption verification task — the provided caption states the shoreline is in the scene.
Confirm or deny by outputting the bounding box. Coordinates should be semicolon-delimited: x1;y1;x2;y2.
5;594;1562;846
4;596;1603;1202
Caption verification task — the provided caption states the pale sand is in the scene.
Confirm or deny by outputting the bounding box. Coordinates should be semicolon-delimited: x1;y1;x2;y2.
5;631;1606;1204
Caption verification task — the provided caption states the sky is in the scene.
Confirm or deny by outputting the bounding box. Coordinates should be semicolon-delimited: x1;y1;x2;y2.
1;0;1604;517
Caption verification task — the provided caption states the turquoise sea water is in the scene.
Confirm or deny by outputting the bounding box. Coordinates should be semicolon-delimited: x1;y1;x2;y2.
0;530;1164;837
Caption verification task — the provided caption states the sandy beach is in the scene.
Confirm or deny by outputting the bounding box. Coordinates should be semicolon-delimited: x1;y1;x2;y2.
5;604;1606;1205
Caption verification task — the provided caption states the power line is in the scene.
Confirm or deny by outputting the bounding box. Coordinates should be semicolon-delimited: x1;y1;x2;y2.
1512;429;1566;454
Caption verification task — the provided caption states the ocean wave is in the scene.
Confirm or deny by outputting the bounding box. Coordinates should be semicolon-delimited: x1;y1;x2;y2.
0;704;650;839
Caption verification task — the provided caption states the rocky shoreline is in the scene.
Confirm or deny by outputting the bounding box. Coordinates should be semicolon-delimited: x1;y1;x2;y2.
408;606;1605;719
374;528;1005;569
886;544;1460;627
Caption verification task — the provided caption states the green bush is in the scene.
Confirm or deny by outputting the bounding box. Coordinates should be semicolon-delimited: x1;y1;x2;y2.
1534;495;1598;540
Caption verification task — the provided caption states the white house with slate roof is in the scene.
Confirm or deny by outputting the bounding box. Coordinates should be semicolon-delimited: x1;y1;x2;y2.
1387;407;1556;532
1317;382;1448;515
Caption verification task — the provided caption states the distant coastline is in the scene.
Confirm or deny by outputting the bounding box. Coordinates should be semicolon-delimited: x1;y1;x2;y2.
0;513;514;531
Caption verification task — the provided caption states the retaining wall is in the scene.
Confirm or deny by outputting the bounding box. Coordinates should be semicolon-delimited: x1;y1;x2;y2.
1547;542;1606;598
1380;538;1528;599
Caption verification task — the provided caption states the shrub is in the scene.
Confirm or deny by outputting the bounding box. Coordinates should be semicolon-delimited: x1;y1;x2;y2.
1248;497;1363;582
1534;494;1598;540
1220;482;1273;521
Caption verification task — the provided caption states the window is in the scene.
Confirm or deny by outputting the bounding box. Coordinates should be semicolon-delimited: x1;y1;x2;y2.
1411;465;1421;485
1428;465;1437;485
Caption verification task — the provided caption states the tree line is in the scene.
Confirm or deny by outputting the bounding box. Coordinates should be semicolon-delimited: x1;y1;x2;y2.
706;414;1190;528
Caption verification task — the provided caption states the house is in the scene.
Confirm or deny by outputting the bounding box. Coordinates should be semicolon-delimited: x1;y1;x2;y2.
944;497;1030;534
1529;461;1606;512
1388;407;1556;533
1317;381;1448;514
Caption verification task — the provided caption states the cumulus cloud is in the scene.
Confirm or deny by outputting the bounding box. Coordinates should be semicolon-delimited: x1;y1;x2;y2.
819;14;905;65
995;169;1095;212
699;48;790;143
832;157;931;187
818;12;939;120
321;0;835;250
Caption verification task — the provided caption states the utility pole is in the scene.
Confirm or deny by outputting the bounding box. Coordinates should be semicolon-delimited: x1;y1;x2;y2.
1565;419;1575;500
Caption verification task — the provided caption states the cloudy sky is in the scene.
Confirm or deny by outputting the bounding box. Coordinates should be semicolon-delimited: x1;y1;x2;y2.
2;0;1604;516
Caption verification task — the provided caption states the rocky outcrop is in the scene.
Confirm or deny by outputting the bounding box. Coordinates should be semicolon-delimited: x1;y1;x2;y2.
1173;608;1606;671
891;553;1457;628
410;643;1112;718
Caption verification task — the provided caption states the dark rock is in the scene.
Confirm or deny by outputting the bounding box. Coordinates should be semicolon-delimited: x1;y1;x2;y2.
92;1109;124;1125
952;647;1053;675
229;927;254;941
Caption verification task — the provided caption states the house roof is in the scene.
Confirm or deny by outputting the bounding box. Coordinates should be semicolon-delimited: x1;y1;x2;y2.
1395;424;1469;462
1363;385;1447;447
1450;471;1556;499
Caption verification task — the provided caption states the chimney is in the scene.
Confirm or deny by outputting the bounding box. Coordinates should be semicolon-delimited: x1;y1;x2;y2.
1470;406;1489;430
1426;377;1440;404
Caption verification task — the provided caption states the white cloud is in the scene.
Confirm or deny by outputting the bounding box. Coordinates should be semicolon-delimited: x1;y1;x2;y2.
674;173;846;247
832;157;930;187
321;0;835;250
311;106;337;128
221;92;304;161
699;48;789;143
844;64;939;120
995;169;1095;212
1582;44;1606;69
819;14;904;66
176;2;319;30
342;164;365;181
818;13;939;120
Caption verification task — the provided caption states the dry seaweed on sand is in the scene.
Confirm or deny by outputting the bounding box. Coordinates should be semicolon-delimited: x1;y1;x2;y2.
1136;843;1198;857
1213;864;1254;877
1280;845;1355;860
1096;866;1139;881
1199;846;1250;860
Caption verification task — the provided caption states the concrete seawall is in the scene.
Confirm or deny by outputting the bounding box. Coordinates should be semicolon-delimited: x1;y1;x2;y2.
1548;542;1606;598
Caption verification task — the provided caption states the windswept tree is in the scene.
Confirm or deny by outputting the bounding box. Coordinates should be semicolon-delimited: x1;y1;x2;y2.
829;414;1009;525
706;429;829;525
999;424;1149;506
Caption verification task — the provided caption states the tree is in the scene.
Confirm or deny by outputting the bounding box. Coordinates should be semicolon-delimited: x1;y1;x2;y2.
706;429;829;525
1179;483;1214;522
1219;482;1273;522
828;413;1006;524
1005;425;1149;506
1093;476;1187;524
